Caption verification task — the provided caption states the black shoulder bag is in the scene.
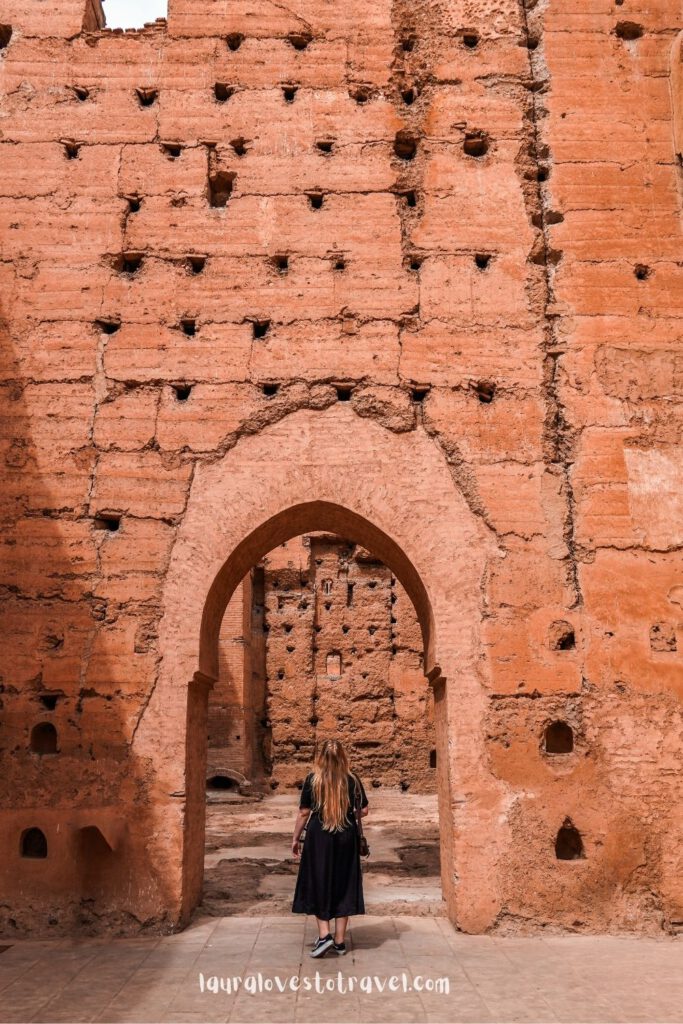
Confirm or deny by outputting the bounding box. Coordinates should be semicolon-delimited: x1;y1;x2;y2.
353;776;370;858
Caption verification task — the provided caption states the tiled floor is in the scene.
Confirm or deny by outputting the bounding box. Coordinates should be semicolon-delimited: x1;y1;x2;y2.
0;916;681;1024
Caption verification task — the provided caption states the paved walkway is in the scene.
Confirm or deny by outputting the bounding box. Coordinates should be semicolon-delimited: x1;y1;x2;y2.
1;916;681;1023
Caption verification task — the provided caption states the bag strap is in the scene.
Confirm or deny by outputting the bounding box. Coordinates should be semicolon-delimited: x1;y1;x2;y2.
352;775;365;841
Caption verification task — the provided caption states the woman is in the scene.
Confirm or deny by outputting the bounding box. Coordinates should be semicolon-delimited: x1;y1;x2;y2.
291;739;369;957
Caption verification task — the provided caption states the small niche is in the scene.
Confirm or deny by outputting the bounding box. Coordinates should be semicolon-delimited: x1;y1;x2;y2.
96;318;120;335
20;828;47;859
72;85;89;101
349;84;370;104
412;387;429;403
537;165;549;182
346;582;355;606
650;622;677;653
39;694;61;711
333;255;346;271
118;253;143;275
226;33;244;51
181;318;197;336
463;133;489;158
555;820;585;860
231;137;247;156
77;826;113;874
161;142;182;159
634;263;650;281
173;384;192;402
207;775;238;790
401;35;416;52
615;21;643;40
93;513;121;532
307;190;324;210
400;780;410;792
63;141;81;160
187;255;206;275
549;620;575;651
252;319;271;339
336;386;352;402
527;35;539;50
263;383;279;397
214;82;234;103
462;32;479;48
30;723;58;755
126;195;142;213
288;31;312;50
271;253;289;273
401;86;417;105
282;84;298;102
135;87;158;107
208;170;236;208
429;749;437;768
0;25;13;50
394;130;418;160
327;652;342;677
472;381;495;403
544;721;574;754
475;253;491;270
408;254;423;271
316;139;334;154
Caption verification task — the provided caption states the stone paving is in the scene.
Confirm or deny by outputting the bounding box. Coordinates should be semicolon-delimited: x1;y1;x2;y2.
1;916;682;1024
202;790;443;917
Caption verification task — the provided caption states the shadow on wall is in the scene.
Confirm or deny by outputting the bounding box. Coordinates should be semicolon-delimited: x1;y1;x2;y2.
0;310;172;935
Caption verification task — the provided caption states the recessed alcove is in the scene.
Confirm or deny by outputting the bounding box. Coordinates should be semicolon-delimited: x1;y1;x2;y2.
30;723;58;755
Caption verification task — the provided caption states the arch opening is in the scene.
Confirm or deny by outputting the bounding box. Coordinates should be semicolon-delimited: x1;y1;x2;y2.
199;502;438;684
197;516;444;920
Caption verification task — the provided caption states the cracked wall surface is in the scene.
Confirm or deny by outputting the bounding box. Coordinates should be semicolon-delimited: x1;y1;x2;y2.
0;0;682;936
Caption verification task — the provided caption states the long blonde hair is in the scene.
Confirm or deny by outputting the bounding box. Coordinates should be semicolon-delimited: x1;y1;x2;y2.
311;739;351;832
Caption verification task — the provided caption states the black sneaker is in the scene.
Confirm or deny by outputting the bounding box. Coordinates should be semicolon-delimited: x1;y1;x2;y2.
333;941;346;955
310;934;334;958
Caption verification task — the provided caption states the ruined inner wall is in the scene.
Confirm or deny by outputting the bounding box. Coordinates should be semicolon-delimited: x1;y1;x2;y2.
264;534;434;791
207;535;435;791
0;0;682;936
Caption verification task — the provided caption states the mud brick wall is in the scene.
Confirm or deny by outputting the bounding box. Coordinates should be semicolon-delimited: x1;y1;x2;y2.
0;0;682;937
265;536;434;790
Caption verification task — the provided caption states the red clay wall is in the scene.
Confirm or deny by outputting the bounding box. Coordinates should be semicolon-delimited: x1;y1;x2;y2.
0;0;682;936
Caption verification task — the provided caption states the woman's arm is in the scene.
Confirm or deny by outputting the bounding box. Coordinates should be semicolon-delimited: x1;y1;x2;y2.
291;808;310;857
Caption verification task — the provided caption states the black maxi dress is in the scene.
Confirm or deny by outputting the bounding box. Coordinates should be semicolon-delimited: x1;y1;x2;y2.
292;772;368;919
